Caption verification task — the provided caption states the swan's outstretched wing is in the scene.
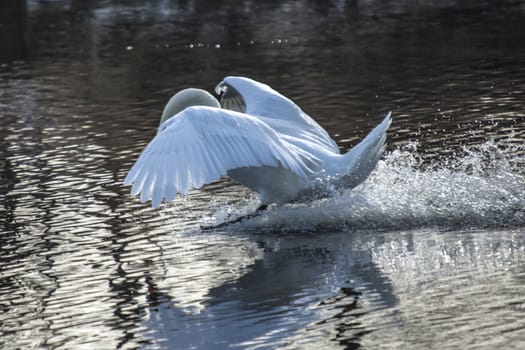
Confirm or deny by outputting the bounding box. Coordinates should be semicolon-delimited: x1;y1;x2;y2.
123;106;317;207
216;76;339;153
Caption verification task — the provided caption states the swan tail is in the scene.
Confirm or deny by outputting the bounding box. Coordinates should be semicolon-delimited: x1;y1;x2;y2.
337;112;392;188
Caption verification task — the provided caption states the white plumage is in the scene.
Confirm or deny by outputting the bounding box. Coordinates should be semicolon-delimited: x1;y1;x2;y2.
124;76;392;208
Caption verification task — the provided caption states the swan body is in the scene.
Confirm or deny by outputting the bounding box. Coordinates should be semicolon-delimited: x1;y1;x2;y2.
124;76;392;208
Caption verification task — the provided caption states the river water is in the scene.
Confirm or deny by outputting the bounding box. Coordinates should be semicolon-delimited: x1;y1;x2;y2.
1;1;525;349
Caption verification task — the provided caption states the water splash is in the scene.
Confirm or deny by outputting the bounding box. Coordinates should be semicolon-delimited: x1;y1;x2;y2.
230;141;525;232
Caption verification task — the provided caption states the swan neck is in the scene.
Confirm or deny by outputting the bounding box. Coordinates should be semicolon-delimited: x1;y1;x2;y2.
159;88;220;127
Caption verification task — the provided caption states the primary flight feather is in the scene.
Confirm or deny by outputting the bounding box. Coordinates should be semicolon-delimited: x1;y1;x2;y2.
124;76;392;208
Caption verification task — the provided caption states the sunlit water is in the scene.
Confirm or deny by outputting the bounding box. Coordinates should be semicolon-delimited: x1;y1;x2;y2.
1;1;525;349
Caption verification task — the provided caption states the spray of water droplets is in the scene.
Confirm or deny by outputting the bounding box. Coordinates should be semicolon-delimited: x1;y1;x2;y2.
225;140;525;232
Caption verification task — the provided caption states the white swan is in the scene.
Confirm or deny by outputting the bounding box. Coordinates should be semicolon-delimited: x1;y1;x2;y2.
124;76;392;208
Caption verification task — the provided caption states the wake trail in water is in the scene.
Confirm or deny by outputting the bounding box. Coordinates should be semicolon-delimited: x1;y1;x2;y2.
221;141;525;232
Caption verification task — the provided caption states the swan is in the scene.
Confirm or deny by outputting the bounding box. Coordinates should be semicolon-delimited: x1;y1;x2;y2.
124;76;392;209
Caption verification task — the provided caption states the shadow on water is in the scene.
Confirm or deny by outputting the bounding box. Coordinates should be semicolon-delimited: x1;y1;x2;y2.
1;0;525;349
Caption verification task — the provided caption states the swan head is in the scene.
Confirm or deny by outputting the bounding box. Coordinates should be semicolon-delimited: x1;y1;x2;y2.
159;88;220;127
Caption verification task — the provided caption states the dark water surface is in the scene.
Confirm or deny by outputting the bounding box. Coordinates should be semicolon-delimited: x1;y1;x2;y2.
1;1;525;349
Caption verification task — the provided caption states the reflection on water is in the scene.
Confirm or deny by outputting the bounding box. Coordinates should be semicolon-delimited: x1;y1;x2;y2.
1;0;525;349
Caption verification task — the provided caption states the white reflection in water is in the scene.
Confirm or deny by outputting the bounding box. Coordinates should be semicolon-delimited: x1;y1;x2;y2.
361;229;525;349
140;231;264;314
273;229;525;350
135;225;525;349
138;231;267;348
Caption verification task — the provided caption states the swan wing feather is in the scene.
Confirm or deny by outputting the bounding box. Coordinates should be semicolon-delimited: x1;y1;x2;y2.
217;76;339;153
124;106;313;207
338;112;392;188
347;111;392;162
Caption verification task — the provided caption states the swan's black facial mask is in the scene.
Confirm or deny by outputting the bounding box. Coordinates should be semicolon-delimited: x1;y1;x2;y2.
216;83;247;113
